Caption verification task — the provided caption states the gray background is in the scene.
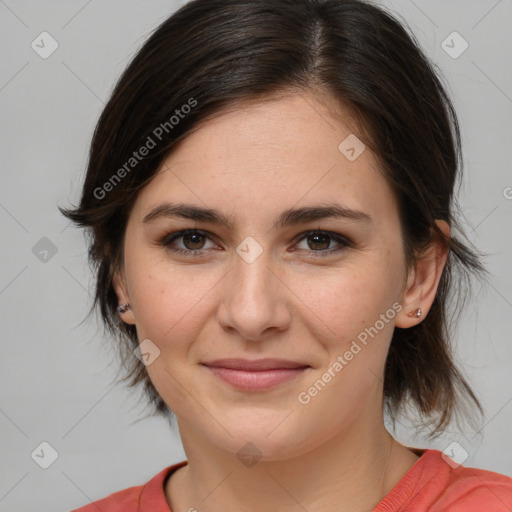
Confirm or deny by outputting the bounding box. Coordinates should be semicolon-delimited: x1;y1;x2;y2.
0;1;511;511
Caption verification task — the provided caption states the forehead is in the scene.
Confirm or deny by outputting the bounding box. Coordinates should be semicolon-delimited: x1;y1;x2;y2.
130;91;398;229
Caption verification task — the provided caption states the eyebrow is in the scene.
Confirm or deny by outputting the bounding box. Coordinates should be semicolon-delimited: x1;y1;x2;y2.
142;201;372;229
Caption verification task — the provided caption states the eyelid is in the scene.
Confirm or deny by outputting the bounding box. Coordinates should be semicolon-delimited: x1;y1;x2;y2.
160;228;219;253
158;228;352;256
292;230;351;255
292;230;351;245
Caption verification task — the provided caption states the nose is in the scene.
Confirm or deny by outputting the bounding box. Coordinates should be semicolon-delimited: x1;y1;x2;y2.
216;249;291;342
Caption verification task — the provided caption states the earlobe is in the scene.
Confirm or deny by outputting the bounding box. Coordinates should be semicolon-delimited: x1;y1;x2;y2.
407;307;422;319
113;269;136;325
395;220;450;328
395;265;421;328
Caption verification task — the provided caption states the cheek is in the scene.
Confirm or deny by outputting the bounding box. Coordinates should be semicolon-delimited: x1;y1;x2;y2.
134;284;209;350
126;242;222;342
291;259;402;345
131;270;213;409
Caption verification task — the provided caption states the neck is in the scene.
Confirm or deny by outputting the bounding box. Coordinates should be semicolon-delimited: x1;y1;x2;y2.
166;418;419;512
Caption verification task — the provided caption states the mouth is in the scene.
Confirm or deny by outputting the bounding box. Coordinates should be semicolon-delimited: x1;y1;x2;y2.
201;358;311;391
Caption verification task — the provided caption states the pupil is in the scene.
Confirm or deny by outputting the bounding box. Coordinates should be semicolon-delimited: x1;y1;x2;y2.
310;234;329;250
185;233;204;249
181;233;331;251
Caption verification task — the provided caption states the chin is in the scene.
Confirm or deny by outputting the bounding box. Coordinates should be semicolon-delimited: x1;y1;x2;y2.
220;433;311;463
200;410;324;463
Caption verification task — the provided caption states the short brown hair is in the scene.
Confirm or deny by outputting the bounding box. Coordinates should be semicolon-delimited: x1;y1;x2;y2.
60;0;485;435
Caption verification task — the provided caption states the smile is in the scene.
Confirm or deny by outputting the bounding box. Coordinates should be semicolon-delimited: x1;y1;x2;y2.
202;358;311;391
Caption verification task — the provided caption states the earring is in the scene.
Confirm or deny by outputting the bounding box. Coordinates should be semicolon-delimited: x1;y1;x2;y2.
407;307;422;318
117;303;132;314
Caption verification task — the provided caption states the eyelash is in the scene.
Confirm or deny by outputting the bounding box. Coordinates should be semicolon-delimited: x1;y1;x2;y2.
157;229;351;258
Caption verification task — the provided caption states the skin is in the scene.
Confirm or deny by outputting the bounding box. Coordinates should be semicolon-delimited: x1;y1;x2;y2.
113;89;449;512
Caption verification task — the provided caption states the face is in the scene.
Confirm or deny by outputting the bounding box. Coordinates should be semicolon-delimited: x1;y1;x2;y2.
114;90;416;460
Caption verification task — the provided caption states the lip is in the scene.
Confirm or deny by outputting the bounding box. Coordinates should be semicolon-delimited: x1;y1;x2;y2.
203;358;309;371
202;358;310;391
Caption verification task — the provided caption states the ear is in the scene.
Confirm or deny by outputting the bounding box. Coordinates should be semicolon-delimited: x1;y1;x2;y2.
112;267;136;325
395;220;450;328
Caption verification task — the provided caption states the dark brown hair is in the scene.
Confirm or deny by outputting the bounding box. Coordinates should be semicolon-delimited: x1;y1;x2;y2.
60;0;485;435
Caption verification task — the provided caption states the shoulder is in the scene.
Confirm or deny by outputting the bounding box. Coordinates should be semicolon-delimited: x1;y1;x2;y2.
376;449;512;512
414;449;512;511
430;453;512;511
70;461;187;512
70;482;143;512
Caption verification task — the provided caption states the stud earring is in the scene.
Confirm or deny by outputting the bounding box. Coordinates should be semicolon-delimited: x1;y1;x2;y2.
407;307;422;318
117;303;132;314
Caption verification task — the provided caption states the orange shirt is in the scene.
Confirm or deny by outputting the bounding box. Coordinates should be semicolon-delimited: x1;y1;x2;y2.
70;449;512;511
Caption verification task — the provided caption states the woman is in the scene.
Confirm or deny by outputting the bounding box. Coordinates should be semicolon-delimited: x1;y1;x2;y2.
61;0;512;510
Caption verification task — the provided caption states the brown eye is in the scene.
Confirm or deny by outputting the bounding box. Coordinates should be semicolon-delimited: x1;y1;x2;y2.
160;229;217;256
294;230;350;256
307;233;331;250
182;232;206;250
